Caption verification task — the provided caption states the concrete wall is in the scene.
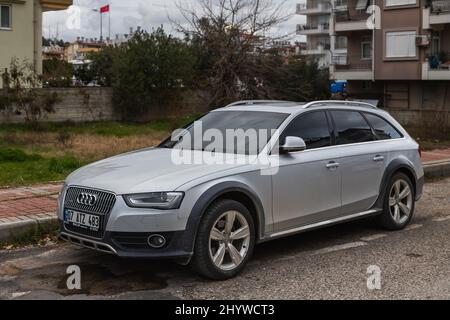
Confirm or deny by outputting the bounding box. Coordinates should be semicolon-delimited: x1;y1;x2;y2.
347;79;450;126
0;87;211;123
0;0;43;88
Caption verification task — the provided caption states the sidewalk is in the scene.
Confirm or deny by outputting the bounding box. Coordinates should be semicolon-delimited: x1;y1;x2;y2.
1;149;450;241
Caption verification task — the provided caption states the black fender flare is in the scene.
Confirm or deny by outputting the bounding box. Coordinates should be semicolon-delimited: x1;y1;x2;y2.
373;158;418;210
180;182;266;255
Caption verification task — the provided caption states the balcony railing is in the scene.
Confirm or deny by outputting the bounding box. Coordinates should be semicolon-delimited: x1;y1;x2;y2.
297;23;330;32
427;53;450;70
296;2;332;14
427;0;450;14
335;10;371;23
301;43;331;54
333;55;372;70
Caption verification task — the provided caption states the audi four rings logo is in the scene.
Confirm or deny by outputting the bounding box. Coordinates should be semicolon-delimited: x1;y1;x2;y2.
76;193;98;206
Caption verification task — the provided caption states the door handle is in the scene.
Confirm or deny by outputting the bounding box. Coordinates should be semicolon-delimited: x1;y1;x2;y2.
373;155;385;162
326;161;340;170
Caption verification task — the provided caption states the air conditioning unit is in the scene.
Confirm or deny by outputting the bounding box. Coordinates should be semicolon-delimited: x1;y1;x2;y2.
416;35;430;46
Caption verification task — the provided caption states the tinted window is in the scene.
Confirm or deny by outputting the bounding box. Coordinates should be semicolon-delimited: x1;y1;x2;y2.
364;113;403;140
282;111;331;150
159;111;288;155
331;111;375;145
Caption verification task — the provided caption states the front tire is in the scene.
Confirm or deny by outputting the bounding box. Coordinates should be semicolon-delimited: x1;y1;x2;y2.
378;172;415;230
191;199;255;280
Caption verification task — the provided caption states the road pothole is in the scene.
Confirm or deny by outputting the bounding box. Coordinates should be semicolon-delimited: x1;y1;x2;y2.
16;263;169;296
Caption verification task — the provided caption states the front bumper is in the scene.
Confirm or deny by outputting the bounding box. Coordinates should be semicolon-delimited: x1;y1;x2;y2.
58;220;194;263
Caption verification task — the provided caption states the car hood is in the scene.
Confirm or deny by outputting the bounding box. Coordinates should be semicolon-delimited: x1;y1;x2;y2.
66;148;250;194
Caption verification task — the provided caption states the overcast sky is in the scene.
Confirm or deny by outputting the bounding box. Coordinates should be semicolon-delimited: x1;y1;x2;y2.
43;0;306;42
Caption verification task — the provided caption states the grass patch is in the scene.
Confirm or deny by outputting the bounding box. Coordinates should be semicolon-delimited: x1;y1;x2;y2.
0;221;59;250
0;148;42;162
0;116;199;138
0;147;86;186
0;116;200;187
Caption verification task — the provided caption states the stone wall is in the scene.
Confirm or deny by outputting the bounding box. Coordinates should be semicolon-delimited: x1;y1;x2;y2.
0;88;211;124
0;87;117;123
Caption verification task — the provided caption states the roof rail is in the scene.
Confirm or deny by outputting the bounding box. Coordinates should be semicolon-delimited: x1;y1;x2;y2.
304;100;377;109
225;100;300;107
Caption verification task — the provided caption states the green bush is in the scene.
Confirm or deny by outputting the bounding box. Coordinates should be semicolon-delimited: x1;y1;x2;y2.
48;156;81;174
0;148;41;162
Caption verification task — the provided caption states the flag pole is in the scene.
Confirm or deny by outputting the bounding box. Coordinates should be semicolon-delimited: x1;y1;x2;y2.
92;9;102;41
109;6;111;41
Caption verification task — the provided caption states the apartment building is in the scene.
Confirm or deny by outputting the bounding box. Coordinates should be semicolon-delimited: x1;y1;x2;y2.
0;0;72;88
64;38;105;63
296;0;348;68
330;0;450;110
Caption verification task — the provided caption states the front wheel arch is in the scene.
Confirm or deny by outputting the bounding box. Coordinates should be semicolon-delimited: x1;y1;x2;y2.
182;182;266;256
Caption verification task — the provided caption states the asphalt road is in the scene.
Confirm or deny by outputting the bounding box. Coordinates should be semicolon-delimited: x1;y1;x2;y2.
1;178;449;300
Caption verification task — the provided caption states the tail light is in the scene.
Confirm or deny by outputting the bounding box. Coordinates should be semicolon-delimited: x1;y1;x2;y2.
418;146;422;158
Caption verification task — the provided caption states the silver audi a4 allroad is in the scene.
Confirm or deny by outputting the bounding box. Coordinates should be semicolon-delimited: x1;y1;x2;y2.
58;100;424;279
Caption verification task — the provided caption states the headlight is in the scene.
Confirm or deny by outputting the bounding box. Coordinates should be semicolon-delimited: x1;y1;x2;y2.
123;192;184;210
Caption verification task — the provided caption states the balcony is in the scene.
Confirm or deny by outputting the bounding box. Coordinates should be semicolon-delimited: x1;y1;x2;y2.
296;2;332;15
330;57;372;80
334;9;371;32
423;0;450;28
300;43;330;55
296;23;330;35
40;0;73;12
422;54;450;80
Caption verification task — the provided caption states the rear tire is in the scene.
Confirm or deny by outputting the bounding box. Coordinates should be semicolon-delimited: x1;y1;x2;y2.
377;172;415;230
190;199;255;280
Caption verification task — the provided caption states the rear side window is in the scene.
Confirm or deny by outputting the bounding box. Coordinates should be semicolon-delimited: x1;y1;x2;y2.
364;113;403;140
282;111;332;150
331;111;375;145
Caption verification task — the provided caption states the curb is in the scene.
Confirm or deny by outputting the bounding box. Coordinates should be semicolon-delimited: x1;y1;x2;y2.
423;161;450;179
0;213;57;242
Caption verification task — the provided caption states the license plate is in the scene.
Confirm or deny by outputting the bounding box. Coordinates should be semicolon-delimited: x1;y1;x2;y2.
64;209;100;231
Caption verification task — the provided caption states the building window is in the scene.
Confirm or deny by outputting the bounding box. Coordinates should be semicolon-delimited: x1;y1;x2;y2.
0;4;11;29
431;31;440;56
361;36;372;60
356;0;371;11
336;36;347;50
385;31;416;58
385;0;416;7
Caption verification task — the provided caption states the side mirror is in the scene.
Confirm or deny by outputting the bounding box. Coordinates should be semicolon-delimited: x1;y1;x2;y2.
280;136;307;153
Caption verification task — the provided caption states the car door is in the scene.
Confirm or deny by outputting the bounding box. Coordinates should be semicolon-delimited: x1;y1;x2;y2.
271;111;342;232
329;110;387;215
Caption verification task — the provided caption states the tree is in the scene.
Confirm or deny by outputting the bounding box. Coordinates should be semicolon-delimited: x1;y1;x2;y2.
43;58;73;87
266;58;331;102
0;58;59;124
174;0;291;108
111;27;197;121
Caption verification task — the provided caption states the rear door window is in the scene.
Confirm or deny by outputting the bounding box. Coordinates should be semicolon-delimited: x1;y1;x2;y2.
281;111;332;150
331;111;375;145
364;113;403;140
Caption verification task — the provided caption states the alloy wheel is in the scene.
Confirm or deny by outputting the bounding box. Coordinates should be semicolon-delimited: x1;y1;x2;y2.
389;179;413;225
208;210;251;271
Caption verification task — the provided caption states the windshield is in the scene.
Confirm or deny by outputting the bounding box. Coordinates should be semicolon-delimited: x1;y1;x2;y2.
159;111;288;155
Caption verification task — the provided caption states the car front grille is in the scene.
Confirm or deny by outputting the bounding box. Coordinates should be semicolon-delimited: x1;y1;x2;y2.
63;187;116;239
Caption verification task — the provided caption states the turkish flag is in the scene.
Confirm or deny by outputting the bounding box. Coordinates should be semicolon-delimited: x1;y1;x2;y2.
100;4;109;13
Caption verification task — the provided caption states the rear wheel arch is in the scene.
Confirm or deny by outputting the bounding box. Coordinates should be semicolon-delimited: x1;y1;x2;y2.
375;159;418;209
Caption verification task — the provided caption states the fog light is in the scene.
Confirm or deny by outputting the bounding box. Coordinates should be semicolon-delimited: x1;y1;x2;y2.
148;234;166;248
